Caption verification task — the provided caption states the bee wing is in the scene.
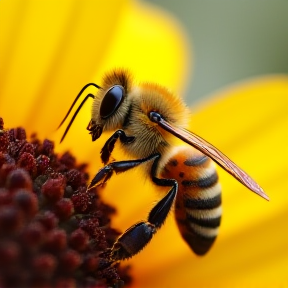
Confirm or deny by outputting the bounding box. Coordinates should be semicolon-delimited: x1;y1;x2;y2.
153;113;269;201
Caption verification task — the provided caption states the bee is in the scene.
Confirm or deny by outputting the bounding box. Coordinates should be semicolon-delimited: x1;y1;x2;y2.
58;69;269;260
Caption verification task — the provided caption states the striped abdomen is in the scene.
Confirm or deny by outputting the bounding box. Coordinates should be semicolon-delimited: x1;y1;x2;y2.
161;145;222;255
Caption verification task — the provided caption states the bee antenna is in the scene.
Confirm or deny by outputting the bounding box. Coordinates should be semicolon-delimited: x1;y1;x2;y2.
60;93;95;143
57;83;101;130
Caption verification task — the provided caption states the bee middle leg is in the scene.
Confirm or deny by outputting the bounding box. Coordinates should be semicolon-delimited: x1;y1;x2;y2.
88;153;158;189
109;154;178;261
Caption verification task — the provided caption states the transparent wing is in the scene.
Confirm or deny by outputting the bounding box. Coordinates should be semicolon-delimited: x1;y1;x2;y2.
155;115;269;201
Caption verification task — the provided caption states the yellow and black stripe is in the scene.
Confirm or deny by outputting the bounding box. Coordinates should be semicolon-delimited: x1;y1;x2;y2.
161;145;222;255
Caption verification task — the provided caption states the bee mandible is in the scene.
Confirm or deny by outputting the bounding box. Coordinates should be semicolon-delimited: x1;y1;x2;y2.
58;69;269;260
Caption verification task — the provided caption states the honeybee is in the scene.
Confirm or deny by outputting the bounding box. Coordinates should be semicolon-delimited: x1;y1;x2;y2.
58;69;269;260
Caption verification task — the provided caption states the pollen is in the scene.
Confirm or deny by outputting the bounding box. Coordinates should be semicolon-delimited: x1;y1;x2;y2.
0;117;131;287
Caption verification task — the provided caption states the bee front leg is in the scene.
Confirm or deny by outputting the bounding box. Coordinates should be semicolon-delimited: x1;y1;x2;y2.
110;155;178;261
100;130;135;164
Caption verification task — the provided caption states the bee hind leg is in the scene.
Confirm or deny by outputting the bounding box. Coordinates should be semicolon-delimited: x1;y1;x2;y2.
109;221;156;261
110;155;178;261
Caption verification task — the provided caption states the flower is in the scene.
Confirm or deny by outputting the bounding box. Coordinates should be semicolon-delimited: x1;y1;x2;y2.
0;1;287;288
0;118;131;287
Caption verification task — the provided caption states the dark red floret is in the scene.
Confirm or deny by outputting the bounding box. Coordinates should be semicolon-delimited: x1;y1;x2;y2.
0;118;131;287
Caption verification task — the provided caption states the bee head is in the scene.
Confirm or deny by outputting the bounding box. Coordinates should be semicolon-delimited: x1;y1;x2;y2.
89;69;133;141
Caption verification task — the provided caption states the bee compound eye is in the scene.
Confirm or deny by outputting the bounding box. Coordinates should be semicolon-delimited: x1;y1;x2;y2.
100;85;124;119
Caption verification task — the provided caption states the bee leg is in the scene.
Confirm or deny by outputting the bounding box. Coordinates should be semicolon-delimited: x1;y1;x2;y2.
110;155;178;261
88;153;158;189
110;185;177;261
101;130;135;164
109;221;156;261
149;154;178;229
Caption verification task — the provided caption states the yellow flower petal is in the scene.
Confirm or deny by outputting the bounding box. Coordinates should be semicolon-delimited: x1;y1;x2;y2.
0;1;122;127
